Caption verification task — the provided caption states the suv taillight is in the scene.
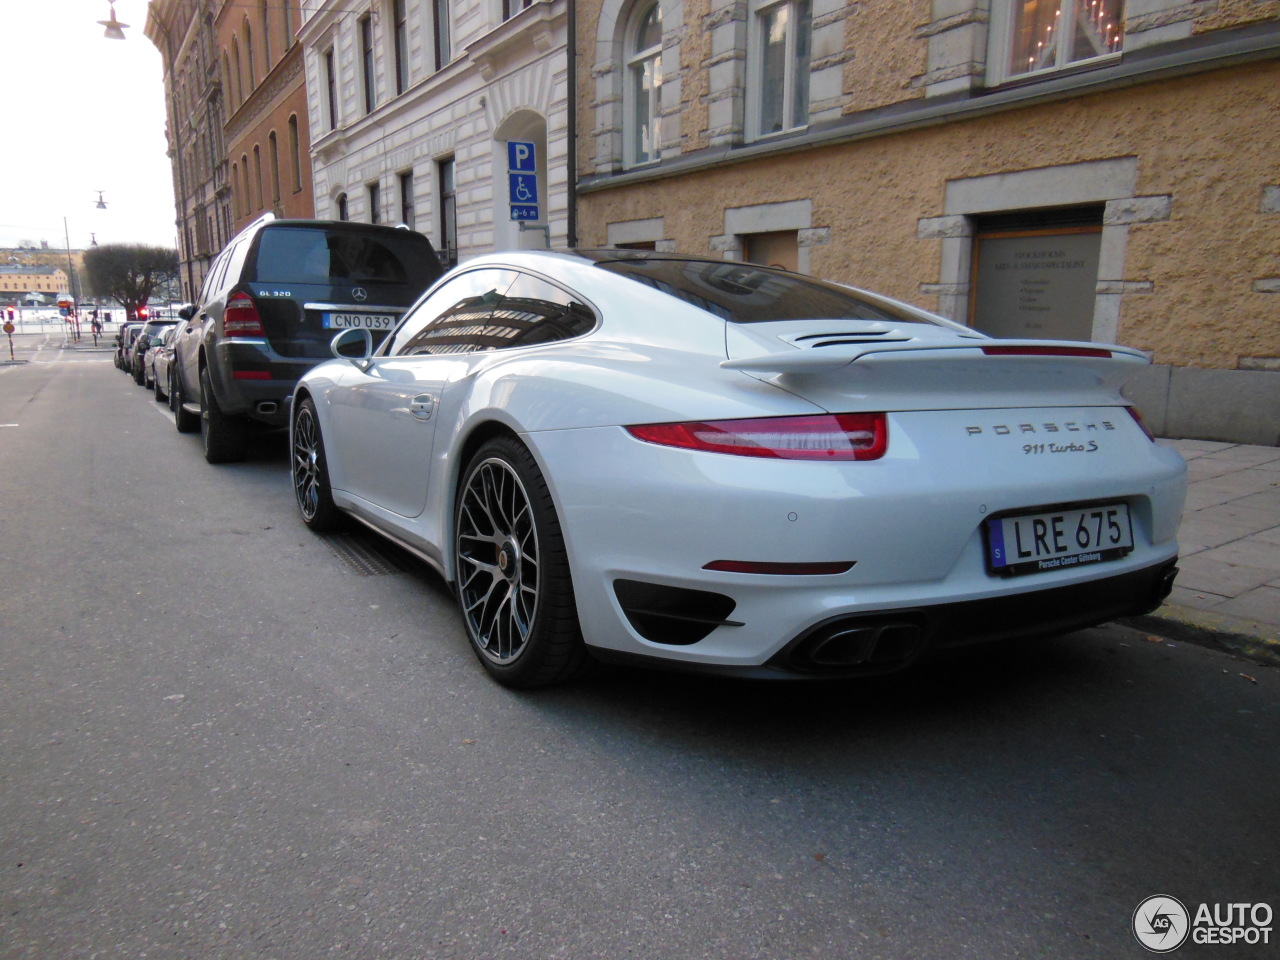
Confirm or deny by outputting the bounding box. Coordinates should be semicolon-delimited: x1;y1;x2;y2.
224;291;265;338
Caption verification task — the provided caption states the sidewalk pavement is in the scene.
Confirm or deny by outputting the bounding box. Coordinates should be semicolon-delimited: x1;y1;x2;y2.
1125;439;1280;669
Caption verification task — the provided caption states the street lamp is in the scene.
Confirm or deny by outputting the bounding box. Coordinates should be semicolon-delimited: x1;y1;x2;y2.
95;191;108;210
100;2;128;40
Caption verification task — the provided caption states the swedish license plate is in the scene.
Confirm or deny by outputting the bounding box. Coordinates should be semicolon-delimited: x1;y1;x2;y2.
322;312;396;330
986;502;1133;577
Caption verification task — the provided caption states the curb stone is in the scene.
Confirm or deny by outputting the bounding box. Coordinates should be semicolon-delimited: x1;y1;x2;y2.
1120;603;1280;670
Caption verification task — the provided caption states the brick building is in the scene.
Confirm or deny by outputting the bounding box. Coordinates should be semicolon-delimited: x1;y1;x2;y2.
575;0;1280;444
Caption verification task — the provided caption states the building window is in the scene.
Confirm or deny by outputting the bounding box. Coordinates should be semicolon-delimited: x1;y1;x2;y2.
359;15;375;114
283;0;295;44
337;193;349;221
749;0;811;140
324;48;338;130
393;0;409;95
368;182;381;224
399;171;415;229
288;115;302;191
253;145;263;210
993;0;1125;84
269;132;281;204
244;22;256;88
261;1;272;70
438;158;457;267
503;0;533;19
624;1;662;167
232;38;243;106
433;0;451;72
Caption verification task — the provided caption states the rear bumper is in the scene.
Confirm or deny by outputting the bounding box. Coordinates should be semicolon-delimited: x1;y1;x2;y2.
213;340;323;425
593;558;1179;679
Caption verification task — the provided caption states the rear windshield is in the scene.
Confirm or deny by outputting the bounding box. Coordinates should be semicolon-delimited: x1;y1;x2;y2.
250;227;438;287
592;256;933;325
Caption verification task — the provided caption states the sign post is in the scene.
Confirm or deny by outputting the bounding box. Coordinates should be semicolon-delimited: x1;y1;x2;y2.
3;319;13;361
507;140;539;223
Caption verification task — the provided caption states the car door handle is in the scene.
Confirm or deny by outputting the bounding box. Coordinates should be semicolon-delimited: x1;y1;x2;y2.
410;394;436;420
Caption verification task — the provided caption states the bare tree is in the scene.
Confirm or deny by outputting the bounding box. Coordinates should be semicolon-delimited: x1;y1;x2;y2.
83;244;179;320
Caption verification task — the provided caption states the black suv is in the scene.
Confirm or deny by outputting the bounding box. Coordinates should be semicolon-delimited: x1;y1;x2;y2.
171;215;443;462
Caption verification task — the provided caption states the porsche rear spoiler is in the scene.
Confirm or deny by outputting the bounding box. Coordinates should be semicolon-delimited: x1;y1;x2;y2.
720;340;1150;374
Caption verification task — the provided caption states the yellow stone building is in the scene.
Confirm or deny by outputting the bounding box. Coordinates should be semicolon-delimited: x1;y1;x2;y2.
575;0;1280;444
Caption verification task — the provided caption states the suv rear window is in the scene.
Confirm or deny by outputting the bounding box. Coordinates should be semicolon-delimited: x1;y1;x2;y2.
249;226;437;287
591;255;935;326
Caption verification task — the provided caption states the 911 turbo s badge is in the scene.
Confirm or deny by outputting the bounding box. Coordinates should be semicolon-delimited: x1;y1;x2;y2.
965;420;1118;437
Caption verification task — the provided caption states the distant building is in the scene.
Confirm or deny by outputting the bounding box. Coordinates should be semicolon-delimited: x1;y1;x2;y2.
0;265;70;298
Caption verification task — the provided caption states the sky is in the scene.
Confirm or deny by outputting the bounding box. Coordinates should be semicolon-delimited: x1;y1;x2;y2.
0;1;177;251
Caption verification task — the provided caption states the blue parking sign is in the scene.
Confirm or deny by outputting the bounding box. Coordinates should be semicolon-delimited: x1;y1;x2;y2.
508;141;536;173
509;173;538;206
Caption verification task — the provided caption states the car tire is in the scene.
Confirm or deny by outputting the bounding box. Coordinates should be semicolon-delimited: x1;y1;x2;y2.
172;370;199;433
199;366;248;463
153;373;166;402
132;360;145;385
291;398;344;532
454;437;588;688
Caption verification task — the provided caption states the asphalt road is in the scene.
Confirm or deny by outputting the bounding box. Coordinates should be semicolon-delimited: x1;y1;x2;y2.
1;356;1277;959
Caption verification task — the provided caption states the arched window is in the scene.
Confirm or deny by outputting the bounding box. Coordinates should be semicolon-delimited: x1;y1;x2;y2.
261;0;272;70
288;115;302;192
231;161;241;219
239;155;250;217
336;193;348;221
253;145;263;211
231;37;243;106
244;21;256;89
625;2;662;167
268;132;281;204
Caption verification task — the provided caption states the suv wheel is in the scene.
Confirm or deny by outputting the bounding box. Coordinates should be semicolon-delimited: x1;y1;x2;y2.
172;370;199;433
200;366;248;463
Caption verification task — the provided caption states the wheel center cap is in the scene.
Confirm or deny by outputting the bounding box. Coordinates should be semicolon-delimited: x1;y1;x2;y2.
497;540;518;579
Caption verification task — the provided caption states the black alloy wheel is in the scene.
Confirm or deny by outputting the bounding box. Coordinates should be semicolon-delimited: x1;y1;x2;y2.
291;398;342;532
454;437;587;688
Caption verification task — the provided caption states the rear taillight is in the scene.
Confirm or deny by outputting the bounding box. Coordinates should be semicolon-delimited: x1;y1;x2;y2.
223;291;265;338
1126;405;1156;442
626;413;888;461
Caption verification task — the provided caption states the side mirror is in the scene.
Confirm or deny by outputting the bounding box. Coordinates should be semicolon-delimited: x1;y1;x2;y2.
178;303;196;320
331;326;374;370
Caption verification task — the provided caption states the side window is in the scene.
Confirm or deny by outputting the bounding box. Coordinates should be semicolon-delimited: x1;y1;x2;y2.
389;269;518;356
493;273;596;347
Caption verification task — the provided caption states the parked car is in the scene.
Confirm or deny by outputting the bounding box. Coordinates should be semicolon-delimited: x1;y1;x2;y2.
115;322;142;371
130;319;179;385
147;325;177;399
289;250;1188;689
171;214;443;463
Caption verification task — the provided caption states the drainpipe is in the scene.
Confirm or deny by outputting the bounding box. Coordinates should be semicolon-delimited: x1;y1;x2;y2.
566;0;578;249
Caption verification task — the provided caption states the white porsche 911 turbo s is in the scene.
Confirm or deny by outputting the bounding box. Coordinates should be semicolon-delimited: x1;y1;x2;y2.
290;250;1186;688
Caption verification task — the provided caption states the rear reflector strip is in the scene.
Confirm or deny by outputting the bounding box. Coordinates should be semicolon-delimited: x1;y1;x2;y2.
232;370;271;380
982;346;1113;358
703;560;855;575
